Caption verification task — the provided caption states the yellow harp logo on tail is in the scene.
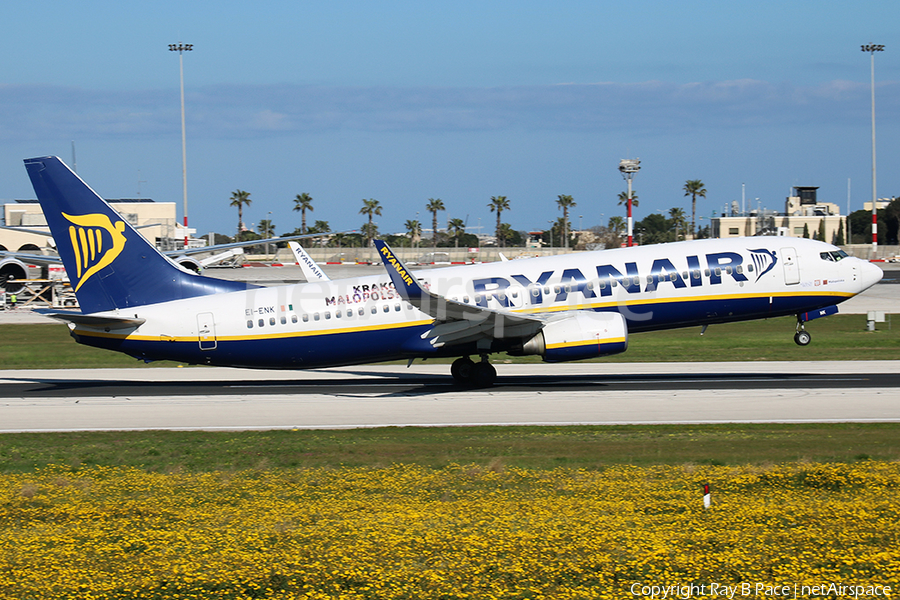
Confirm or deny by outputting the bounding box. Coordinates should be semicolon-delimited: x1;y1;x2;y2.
62;212;127;292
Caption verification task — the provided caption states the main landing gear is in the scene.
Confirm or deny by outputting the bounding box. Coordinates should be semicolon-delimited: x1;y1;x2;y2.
794;317;811;346
451;355;497;387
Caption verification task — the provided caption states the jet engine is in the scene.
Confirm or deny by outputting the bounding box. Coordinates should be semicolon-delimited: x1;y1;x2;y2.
0;258;28;293
518;311;628;362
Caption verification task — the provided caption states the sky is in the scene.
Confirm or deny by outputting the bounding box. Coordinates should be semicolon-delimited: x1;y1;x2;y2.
2;0;899;239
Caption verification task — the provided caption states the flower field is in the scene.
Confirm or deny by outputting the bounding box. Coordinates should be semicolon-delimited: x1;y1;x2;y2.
1;462;898;599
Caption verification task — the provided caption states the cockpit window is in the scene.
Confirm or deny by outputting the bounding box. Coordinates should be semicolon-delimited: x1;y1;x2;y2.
820;250;848;262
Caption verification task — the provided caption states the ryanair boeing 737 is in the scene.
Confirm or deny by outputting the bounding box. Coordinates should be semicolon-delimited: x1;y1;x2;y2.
24;156;883;386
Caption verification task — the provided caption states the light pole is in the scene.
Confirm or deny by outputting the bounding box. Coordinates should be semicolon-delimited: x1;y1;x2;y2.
619;158;640;247
862;43;884;258
169;42;193;249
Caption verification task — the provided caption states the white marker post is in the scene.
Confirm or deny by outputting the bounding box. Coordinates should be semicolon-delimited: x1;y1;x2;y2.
703;483;711;509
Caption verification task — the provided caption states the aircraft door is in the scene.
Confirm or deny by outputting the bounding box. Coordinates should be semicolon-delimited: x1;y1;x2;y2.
781;247;800;285
197;312;217;350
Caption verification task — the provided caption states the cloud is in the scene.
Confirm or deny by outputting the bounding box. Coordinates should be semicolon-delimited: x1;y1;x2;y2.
1;79;896;142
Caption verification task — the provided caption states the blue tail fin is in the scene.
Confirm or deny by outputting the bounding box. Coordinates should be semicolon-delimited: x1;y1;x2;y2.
24;156;255;313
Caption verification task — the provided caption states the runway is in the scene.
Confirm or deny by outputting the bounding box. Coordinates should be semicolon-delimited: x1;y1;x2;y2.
2;361;899;432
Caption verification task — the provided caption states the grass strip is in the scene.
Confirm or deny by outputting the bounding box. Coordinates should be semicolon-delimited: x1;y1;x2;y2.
2;423;899;474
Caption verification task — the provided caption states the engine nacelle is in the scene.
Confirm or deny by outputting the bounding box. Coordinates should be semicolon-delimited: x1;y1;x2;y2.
0;259;29;293
520;311;628;362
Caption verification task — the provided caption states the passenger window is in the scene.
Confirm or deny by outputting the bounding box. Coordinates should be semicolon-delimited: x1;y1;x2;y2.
335;311;341;319
371;307;377;315
531;288;540;296
463;296;470;303
692;270;701;279
383;305;389;313
474;294;482;303
292;315;298;324
543;287;550;295
736;266;743;274
325;311;331;319
585;282;593;290
669;273;677;282
314;313;320;321
258;319;264;327
599;280;607;290
512;290;519;298
704;269;710;277
554;286;561;293
280;316;286;325
247;320;253;329
715;268;722;276
748;264;754;272
302;314;309;322
347;309;352;318
269;317;276;326
358;307;365;316
394;303;401;311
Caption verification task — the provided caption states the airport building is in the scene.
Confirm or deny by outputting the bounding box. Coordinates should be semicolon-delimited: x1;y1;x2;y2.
711;187;847;243
1;199;199;253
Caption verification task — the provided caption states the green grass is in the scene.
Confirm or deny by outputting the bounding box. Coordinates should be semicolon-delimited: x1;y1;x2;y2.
1;423;899;474
2;314;897;369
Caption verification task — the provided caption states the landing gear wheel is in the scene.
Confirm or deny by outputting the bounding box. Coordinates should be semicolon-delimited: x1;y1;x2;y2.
471;361;497;387
451;356;475;383
794;330;811;346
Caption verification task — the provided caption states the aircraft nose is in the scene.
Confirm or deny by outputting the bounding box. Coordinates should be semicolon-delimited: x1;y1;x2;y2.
861;259;883;289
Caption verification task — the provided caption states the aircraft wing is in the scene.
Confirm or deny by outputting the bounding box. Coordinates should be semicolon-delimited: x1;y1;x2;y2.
373;240;544;348
0;250;62;264
172;231;354;257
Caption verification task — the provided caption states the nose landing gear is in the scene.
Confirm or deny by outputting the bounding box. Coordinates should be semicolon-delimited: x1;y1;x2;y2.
450;355;497;387
794;318;811;346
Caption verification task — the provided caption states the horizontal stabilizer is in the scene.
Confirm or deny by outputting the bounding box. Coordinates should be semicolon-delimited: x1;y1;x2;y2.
34;308;145;329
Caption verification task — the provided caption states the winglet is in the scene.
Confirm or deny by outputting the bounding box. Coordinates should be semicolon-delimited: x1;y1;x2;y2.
288;242;330;281
373;240;422;301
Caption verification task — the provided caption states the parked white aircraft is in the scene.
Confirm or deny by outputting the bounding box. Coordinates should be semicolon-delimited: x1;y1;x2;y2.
25;156;882;385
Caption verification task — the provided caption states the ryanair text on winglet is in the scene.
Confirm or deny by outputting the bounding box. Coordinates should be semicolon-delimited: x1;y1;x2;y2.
379;245;414;287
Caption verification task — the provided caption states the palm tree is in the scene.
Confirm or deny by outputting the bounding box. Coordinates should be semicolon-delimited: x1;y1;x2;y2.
359;198;382;247
405;219;422;248
497;222;514;247
487;195;510;247
607;215;626;235
229;189;252;242
617;190;639;210
683;180;707;239
257;219;275;238
292;193;314;235
447;217;465;248
425;198;445;247
309;220;331;234
556;194;577;249
668;207;687;241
